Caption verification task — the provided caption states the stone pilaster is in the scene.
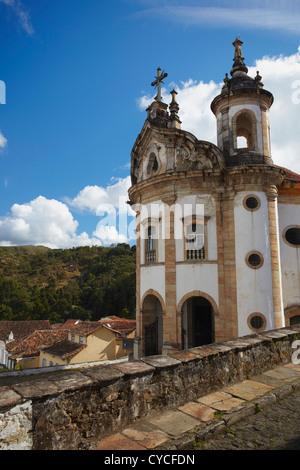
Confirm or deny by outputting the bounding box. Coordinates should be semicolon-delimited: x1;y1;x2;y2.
133;208;143;359
162;198;179;352
266;188;284;329
215;190;238;341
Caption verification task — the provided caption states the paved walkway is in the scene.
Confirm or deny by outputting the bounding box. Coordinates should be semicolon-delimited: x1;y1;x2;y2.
94;362;300;451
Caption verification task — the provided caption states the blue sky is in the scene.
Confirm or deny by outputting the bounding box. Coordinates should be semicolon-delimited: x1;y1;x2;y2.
0;0;300;248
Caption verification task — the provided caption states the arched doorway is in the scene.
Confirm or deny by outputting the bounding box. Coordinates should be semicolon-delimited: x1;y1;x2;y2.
142;294;163;356
182;296;214;349
290;315;300;326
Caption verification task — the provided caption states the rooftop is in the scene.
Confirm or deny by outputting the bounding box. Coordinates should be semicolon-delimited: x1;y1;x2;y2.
0;320;52;343
6;329;68;360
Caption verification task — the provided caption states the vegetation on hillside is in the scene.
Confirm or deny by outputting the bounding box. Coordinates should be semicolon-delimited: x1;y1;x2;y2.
0;244;136;324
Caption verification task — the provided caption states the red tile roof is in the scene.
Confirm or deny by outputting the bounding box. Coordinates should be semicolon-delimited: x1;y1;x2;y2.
7;329;68;359
63;320;102;336
59;319;82;329
39;340;86;360
100;317;136;338
0;320;52;342
276;165;300;182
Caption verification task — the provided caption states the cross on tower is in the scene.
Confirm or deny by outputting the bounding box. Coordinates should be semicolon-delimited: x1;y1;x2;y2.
151;67;168;102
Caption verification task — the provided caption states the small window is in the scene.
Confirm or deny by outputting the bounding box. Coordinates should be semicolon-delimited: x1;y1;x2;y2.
145;226;156;263
247;313;266;332
79;335;84;344
284;227;300;247
42;358;46;367
246;251;264;269
49;361;53;367
71;334;75;342
243;195;261;211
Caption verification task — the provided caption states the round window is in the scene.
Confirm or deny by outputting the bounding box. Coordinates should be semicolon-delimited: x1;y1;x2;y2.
247;313;266;332
246;251;264;269
243;195;261;211
250;315;264;330
284;227;300;247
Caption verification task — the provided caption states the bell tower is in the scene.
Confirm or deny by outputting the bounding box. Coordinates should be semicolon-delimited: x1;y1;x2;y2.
211;37;274;166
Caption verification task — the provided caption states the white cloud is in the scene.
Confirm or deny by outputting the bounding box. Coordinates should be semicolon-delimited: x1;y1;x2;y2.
248;48;300;173
0;176;136;248
69;176;132;214
0;0;34;35
0;131;7;151
68;176;134;246
138;47;300;174
92;225;129;246
0;196;102;249
132;2;300;34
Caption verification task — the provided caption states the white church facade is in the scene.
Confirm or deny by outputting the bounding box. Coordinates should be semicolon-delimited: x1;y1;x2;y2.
128;38;300;359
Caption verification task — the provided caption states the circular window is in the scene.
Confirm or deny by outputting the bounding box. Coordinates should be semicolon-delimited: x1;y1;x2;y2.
283;226;300;247
247;313;266;332
243;195;261;211
246;251;264;269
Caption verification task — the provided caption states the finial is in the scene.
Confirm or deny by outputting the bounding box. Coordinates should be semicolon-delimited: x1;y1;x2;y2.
254;70;264;88
231;37;248;76
169;89;179;114
169;89;181;129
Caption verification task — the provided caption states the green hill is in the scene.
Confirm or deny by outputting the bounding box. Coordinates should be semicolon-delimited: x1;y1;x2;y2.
0;244;136;324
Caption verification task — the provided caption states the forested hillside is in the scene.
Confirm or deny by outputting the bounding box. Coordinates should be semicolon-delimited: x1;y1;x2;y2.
0;244;136;324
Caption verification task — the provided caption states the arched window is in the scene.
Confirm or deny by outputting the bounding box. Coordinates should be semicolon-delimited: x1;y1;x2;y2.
145;226;156;263
42;358;46;367
185;222;205;260
233;110;256;150
147;153;159;175
236;112;254;148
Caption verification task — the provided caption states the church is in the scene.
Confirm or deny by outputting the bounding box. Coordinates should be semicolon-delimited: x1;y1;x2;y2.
128;38;300;359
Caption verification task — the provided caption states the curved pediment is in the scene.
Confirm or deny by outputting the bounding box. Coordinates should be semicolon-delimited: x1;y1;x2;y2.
130;121;224;185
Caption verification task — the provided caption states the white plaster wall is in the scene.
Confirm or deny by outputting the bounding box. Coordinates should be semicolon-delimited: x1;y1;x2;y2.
176;263;219;309
234;191;274;336
278;202;300;310
229;104;264;154
140;265;165;305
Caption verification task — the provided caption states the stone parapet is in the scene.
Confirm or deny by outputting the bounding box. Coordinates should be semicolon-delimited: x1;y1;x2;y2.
1;326;300;450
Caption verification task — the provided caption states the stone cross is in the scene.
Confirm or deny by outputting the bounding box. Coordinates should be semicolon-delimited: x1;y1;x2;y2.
151;67;168;102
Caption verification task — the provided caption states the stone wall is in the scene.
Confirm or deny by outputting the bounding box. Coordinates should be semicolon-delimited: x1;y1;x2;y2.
1;326;300;450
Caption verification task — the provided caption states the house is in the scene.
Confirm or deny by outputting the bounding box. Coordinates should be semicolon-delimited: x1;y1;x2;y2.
39;320;132;367
100;316;136;356
0;320;53;369
6;329;68;369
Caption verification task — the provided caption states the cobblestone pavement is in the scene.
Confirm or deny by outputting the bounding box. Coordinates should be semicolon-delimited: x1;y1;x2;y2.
195;389;300;450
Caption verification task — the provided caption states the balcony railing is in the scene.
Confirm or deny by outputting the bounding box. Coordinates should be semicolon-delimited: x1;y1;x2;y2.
145;249;156;264
186;247;205;261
